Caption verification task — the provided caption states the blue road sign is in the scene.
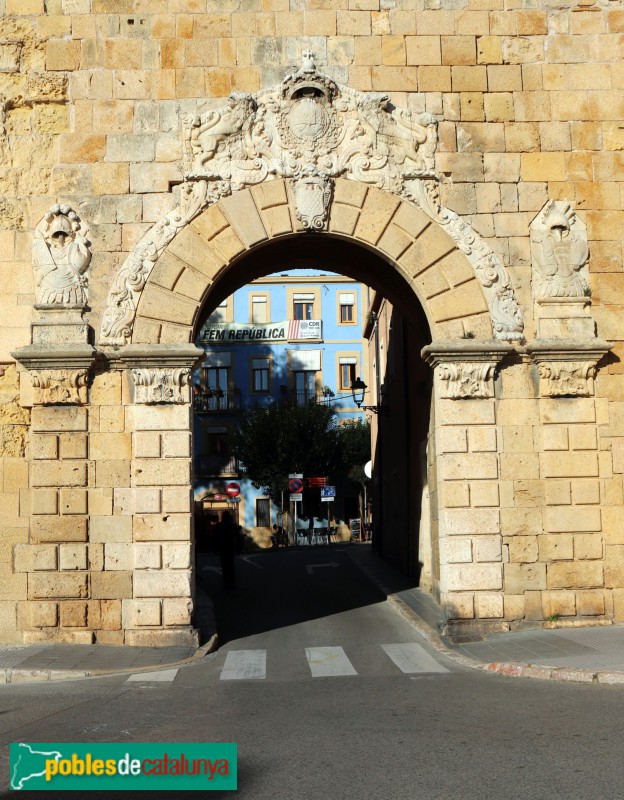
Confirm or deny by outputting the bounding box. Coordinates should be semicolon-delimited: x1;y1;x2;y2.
320;486;336;499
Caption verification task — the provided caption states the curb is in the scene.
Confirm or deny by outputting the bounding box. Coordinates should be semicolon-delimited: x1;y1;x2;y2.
387;593;624;686
0;633;219;686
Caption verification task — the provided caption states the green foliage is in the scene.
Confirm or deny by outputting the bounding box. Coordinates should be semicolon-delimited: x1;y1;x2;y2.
336;418;371;476
230;403;371;503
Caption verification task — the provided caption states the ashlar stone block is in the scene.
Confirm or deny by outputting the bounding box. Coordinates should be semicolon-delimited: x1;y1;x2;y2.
59;544;88;571
446;564;503;592
122;599;162;628
538;534;574;561
504;563;547;593
542;590;576;618
476;593;504;619
548;562;604;590
162;598;193;626
133;570;192;598
29;573;88;600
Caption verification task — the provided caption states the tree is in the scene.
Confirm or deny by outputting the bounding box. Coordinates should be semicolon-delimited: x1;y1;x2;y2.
230;402;343;504
335;418;371;479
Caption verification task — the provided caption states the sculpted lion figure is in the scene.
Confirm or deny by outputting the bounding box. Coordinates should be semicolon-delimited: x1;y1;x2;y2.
189;92;257;169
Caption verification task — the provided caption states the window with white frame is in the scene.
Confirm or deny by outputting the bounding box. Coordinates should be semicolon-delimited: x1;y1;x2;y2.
293;293;314;320
339;292;355;323
251;295;268;324
339;356;357;391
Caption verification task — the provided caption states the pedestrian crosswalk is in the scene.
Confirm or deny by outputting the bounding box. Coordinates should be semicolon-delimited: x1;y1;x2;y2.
218;643;449;681
125;642;450;685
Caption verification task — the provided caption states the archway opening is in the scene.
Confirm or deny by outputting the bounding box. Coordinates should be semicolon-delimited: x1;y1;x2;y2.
190;233;436;641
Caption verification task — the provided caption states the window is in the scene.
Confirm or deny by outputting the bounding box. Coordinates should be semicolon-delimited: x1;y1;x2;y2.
256;498;271;528
206;430;229;457
339;292;355;324
339;357;357;391
251;295;268;324
201;365;229;410
293;293;314;320
294;371;316;404
252;357;270;393
291;350;321;404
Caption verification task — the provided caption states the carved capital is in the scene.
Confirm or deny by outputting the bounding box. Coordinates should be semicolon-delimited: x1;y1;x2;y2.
526;339;611;398
422;340;513;400
31;368;89;405
131;367;192;405
536;361;597;398
106;344;204;405
10;343;96;406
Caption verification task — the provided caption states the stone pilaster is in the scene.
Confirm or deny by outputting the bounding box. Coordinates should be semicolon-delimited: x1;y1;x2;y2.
11;305;97;643
105;343;203;647
422;340;513;632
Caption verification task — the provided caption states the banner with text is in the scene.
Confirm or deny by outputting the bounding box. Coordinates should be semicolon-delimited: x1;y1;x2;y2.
199;320;321;343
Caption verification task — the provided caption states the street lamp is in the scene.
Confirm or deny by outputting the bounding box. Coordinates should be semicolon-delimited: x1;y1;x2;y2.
351;376;381;413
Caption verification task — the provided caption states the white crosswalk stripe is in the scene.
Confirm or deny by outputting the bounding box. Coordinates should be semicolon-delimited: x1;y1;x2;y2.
220;649;266;680
207;644;450;684
381;643;449;674
126;668;179;682
305;646;358;677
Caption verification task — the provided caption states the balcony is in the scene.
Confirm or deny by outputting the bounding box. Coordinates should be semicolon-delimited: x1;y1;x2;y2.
193;389;240;413
291;391;332;407
196;455;239;477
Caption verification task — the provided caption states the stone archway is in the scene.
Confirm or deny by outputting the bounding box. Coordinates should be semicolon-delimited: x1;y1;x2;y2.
99;53;523;349
102;179;510;348
13;56;538;646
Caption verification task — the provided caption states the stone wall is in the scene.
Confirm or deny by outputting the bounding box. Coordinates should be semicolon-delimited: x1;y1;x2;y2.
1;0;623;642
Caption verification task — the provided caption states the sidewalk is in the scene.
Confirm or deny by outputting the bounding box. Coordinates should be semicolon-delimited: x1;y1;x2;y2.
347;543;624;686
0;579;218;685
3;546;624;686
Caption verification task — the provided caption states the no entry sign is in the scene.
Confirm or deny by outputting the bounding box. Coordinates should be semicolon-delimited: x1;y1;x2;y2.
225;482;240;498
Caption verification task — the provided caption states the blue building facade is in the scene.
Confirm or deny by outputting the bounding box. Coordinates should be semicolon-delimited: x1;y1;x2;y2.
192;271;368;545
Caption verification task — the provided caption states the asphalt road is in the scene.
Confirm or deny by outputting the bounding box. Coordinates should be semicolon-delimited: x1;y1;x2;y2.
1;546;623;799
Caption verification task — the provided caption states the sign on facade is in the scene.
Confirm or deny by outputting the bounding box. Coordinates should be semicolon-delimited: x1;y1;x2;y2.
199;320;321;343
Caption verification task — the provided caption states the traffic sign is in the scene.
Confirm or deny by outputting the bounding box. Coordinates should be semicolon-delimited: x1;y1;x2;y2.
225;482;240;498
288;477;304;493
290;494;303;502
320;486;336;500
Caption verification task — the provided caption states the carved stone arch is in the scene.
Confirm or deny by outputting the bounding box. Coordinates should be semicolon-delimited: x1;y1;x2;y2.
101;179;508;348
99;54;523;347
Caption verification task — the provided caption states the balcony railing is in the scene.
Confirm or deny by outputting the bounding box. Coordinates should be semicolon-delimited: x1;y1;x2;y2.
196;455;239;476
193;389;240;413
291;391;332;406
